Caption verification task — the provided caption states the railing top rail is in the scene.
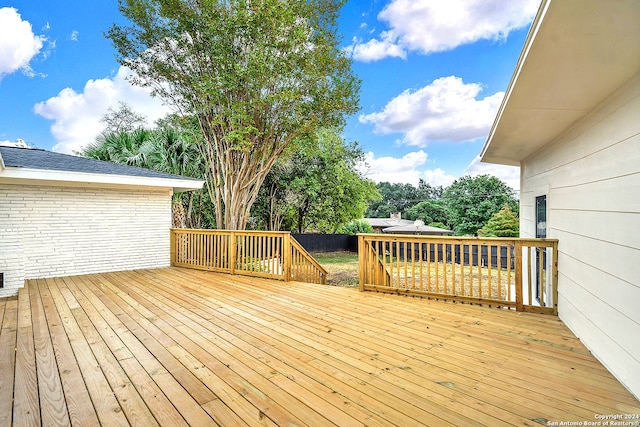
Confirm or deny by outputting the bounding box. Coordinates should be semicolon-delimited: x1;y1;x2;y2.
358;233;558;246
171;228;293;237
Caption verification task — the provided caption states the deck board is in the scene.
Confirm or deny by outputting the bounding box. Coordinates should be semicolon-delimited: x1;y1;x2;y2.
2;267;638;426
0;296;18;427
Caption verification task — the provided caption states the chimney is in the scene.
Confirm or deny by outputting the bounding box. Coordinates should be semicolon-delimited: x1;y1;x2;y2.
390;212;401;219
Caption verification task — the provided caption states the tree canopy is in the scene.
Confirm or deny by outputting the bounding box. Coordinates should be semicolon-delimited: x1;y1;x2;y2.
443;175;518;236
100;101;147;135
478;205;520;237
108;0;360;229
251;129;380;232
337;219;374;235
365;180;442;218
405;199;449;227
363;175;518;237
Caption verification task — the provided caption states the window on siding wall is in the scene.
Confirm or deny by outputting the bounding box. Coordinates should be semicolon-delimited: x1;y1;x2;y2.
536;195;547;238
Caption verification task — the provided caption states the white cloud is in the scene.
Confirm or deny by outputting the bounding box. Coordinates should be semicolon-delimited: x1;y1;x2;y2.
357;149;518;189
464;155;520;191
350;0;538;62
349;32;406;62
70;30;79;42
360;76;503;146
33;66;172;154
421;168;457;188
0;7;46;79
0;138;30;148
358;150;427;185
358;150;459;187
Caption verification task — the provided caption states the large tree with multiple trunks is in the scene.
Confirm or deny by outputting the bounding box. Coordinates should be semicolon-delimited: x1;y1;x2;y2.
107;0;359;230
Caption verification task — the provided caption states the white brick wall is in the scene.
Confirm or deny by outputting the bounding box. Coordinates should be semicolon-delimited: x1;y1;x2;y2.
0;183;173;297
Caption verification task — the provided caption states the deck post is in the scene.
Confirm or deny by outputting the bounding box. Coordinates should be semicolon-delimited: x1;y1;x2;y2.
283;233;292;281
169;229;176;266
514;241;523;312
230;231;236;275
358;234;365;292
552;241;559;315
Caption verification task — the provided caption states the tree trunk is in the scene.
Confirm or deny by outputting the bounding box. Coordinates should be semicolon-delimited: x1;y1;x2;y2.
198;116;291;231
268;185;282;231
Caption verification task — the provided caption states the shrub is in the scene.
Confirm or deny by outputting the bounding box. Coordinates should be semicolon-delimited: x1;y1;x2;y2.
337;219;374;235
478;206;519;237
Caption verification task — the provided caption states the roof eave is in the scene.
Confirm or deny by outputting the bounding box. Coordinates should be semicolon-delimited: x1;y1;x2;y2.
481;0;640;166
0;167;204;192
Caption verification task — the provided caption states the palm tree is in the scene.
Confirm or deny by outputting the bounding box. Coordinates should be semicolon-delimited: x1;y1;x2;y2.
82;127;214;228
142;129;210;228
81;128;152;165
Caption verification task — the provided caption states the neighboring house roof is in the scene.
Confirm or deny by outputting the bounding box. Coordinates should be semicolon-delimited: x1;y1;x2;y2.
0;146;204;192
382;220;454;236
364;218;414;228
480;0;640;166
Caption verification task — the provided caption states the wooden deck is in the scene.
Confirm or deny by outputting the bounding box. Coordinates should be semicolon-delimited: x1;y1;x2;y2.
1;268;638;426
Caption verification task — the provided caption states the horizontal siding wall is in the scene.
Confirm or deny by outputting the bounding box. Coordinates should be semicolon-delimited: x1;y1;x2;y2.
520;74;640;398
0;184;172;297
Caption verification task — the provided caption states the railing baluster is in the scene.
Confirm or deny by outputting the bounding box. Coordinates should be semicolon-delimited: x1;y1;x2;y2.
507;243;512;302
515;241;523;311
539;247;545;307
459;243;464;296
443;243;448;294
552;242;559;314
487;245;493;299
470;244;475;297
434;243;439;292
527;245;533;306
478;244;483;298
404;240;409;290
451;243;456;295
426;243;431;293
497;244;502;301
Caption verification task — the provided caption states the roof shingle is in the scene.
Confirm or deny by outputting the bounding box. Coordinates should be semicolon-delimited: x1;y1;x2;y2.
0;146;200;182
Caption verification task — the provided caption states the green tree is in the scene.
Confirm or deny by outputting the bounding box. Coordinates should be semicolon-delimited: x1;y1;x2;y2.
478;205;519;237
418;179;444;199
100;102;147;135
365;180;442;218
442;175;518;236
405;199;449;226
81;128;152;165
252;129;380;232
108;0;360;230
428;222;449;230
337;219;374;235
250;159;296;231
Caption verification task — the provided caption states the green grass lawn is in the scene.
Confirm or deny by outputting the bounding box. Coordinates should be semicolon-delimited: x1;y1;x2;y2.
313;252;359;287
313;252;358;264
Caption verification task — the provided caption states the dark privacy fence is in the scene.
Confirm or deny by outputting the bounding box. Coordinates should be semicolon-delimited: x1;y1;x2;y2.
292;234;358;253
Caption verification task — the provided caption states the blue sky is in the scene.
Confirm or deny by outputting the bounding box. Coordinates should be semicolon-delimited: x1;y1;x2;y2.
0;0;540;189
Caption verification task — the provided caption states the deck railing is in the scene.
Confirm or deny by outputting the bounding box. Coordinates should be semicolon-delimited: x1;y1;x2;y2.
170;229;327;285
358;234;558;314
